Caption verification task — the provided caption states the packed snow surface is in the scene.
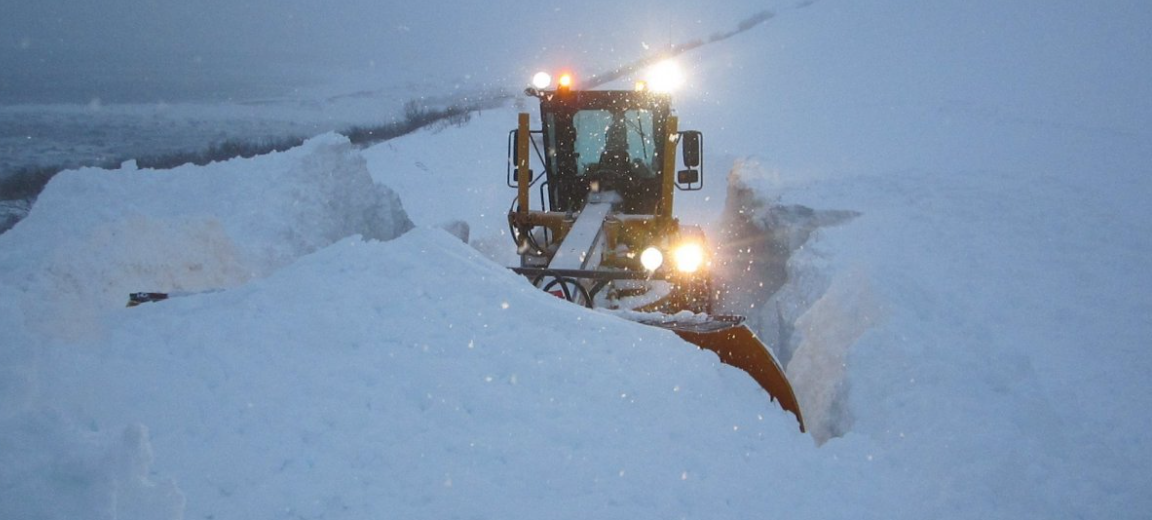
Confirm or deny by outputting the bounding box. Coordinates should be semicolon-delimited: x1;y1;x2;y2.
3;1;1151;519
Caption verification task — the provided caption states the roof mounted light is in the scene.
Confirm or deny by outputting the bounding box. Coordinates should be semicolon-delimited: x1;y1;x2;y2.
646;59;684;93
531;71;552;89
557;72;573;90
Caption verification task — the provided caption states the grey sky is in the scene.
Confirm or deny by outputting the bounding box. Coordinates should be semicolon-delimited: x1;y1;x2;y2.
2;0;740;103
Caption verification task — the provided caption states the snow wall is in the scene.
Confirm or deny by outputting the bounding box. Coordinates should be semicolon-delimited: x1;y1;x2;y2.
0;133;413;519
0;133;412;341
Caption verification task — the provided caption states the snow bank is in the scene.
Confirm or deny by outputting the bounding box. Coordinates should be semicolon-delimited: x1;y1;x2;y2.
0;132;411;340
714;160;869;443
361;105;521;265
33;229;840;520
678;1;1152;514
723;160;1152;516
0;133;412;518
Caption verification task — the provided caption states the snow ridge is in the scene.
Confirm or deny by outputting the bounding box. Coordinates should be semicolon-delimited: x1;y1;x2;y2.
715;159;871;444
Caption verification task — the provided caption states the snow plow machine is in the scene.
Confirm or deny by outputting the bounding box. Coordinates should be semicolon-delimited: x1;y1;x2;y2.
506;70;804;431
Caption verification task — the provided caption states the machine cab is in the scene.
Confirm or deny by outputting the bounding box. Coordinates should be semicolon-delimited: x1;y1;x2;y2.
533;89;673;215
507;79;705;266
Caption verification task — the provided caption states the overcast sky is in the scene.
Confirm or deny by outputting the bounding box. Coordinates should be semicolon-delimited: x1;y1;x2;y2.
2;0;744;103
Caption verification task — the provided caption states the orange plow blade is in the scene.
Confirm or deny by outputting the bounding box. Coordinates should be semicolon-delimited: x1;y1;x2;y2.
668;318;805;432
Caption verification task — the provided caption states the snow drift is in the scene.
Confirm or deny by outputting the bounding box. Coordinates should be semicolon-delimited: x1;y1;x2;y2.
0;133;411;340
28;229;833;519
0;133;412;518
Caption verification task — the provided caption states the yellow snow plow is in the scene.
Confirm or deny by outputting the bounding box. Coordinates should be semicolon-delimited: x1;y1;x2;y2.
506;69;804;431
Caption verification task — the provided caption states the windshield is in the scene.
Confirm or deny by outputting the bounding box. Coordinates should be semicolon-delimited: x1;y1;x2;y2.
572;108;657;178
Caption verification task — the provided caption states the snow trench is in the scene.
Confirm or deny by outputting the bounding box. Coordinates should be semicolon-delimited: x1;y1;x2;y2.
714;161;872;444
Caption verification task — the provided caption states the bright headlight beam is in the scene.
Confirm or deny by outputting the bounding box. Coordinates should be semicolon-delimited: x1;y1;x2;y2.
673;243;704;273
647;60;684;93
640;247;664;271
532;71;552;89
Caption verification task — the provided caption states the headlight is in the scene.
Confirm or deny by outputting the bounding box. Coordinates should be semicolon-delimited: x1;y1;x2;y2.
646;59;684;93
531;71;552;89
640;247;664;271
673;243;705;273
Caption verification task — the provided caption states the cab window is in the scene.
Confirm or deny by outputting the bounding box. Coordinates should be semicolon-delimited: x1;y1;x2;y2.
572;108;658;178
573;110;611;176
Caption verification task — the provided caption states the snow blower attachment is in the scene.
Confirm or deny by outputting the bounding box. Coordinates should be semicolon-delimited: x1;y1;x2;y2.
506;69;804;431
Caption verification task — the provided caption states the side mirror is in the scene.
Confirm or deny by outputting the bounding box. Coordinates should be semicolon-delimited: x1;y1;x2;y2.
507;127;534;189
677;169;700;185
675;131;703;191
681;131;702;168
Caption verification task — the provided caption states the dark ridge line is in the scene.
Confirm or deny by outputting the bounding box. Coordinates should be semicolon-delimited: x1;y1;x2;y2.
0;93;511;209
583;9;779;89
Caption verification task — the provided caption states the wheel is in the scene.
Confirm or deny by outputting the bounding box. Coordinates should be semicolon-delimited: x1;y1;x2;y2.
539;276;593;308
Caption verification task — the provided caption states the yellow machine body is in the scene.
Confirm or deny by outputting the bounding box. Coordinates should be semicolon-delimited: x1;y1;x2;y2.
506;85;804;431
